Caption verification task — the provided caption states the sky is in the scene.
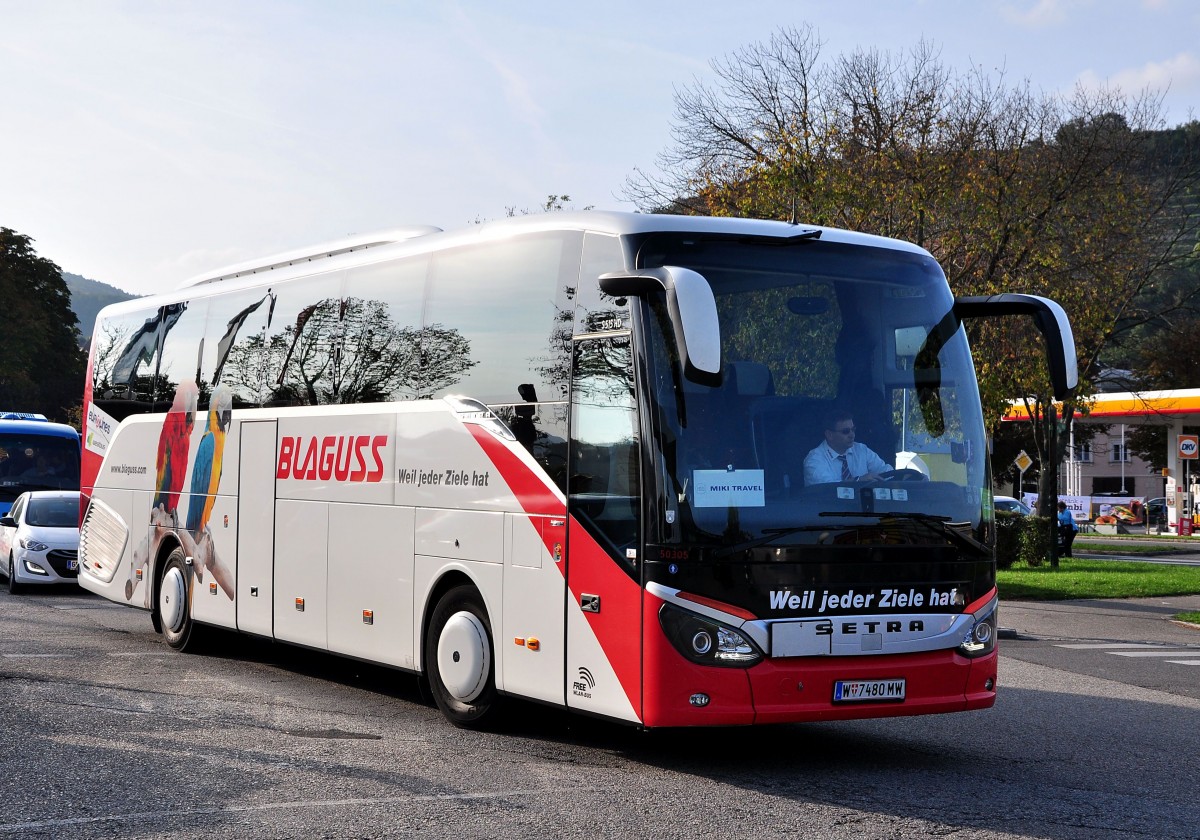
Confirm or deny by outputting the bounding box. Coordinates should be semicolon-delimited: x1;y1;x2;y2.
2;0;1198;297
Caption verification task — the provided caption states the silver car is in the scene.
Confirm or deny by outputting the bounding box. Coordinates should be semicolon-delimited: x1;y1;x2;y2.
0;490;80;593
994;495;1033;515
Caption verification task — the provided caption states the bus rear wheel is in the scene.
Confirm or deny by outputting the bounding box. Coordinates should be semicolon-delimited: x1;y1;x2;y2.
158;548;199;651
425;585;499;728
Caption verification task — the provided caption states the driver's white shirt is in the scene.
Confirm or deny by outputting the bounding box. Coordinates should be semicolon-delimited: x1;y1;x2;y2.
803;440;891;486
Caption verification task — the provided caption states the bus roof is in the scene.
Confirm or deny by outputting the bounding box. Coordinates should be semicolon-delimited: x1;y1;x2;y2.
0;418;80;440
97;211;935;318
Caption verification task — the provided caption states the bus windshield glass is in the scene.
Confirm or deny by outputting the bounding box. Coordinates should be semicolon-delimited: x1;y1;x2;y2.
638;234;988;549
0;434;81;498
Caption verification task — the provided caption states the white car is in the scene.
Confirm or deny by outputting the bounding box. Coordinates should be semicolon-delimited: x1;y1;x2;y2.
994;495;1033;515
0;490;81;593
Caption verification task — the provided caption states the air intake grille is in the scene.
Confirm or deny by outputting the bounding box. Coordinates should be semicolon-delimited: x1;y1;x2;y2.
79;499;128;583
46;549;79;578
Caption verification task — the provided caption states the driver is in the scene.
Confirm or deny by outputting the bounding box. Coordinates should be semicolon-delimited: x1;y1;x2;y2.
804;409;892;485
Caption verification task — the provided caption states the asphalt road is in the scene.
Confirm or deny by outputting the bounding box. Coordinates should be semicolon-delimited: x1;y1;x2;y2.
2;587;1198;839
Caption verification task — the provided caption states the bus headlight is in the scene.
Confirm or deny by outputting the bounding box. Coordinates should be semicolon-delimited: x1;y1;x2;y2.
659;603;762;668
958;599;998;658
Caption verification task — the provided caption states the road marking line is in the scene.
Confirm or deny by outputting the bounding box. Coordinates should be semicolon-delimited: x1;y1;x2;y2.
1056;648;1166;652
0;789;564;833
1166;660;1200;665
2;653;73;658
108;651;167;657
1110;651;1198;657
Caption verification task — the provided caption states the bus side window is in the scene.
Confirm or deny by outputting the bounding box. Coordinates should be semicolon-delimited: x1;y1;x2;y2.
425;232;581;405
155;299;209;409
249;275;348;406
341;256;429;402
91;308;169;420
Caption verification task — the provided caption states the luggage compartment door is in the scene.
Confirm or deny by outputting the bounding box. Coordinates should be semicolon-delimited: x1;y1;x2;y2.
237;420;277;637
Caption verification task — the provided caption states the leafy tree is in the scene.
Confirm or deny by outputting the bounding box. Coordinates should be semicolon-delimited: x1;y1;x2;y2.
0;229;87;422
625;26;1200;512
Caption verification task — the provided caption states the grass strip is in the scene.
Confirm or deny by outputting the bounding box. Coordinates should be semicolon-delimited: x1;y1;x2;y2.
997;557;1200;601
1074;541;1188;555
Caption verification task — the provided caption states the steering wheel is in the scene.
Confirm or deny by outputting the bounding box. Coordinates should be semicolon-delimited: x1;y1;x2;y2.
879;468;928;482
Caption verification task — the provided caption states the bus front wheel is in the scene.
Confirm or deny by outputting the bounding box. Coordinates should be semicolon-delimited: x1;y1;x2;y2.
425;585;499;728
158;548;199;651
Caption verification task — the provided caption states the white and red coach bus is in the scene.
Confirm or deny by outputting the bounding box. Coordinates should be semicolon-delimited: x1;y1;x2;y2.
78;212;1075;728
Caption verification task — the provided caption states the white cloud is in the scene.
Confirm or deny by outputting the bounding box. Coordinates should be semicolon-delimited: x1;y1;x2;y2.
1076;52;1200;121
1001;0;1078;27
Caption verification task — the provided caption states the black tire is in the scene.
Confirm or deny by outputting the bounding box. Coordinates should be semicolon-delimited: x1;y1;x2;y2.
7;553;22;595
157;548;199;651
424;585;499;728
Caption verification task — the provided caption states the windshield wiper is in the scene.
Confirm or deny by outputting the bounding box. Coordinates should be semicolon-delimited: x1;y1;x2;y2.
711;524;843;558
819;510;988;556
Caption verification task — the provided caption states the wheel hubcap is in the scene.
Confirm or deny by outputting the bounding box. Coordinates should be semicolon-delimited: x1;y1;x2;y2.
160;566;187;632
437;610;489;702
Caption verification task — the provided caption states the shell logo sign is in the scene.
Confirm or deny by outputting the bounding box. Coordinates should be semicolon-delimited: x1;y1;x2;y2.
1178;435;1199;460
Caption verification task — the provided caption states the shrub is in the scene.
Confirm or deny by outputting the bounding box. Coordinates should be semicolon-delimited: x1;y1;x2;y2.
1019;515;1054;567
995;510;1023;569
996;512;1054;568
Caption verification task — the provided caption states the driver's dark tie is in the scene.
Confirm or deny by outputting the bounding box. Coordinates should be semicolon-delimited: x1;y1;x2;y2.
839;454;852;481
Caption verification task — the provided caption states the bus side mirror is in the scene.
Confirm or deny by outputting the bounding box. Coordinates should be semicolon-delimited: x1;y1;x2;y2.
599;266;722;386
953;293;1078;400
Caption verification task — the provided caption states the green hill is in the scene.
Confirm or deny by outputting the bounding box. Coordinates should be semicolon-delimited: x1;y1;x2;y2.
63;271;138;344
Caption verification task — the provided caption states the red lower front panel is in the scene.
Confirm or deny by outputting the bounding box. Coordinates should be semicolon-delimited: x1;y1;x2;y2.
641;597;997;728
745;647;996;724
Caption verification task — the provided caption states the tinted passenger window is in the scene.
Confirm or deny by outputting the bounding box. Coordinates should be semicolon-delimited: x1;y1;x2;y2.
91;307;175;419
155;298;208;410
341;256;430;401
199;286;281;408
424;232;580;405
252;275;348;406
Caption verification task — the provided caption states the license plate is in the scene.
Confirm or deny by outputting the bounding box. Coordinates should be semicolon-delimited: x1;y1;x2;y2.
66;559;78;571
833;678;906;703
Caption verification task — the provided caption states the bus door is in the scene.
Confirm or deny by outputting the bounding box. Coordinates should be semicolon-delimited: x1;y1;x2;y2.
566;333;643;722
237;420;277;637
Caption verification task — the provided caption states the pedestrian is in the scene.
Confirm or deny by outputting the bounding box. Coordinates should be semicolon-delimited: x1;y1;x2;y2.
1057;500;1078;557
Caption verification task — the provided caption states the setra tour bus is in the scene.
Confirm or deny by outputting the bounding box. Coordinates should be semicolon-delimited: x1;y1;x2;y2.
78;212;1075;728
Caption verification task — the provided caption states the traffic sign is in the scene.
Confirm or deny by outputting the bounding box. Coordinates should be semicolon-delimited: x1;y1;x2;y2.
1178;434;1198;460
1014;450;1033;472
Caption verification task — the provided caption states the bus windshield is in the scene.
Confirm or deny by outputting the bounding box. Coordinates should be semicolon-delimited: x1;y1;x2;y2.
639;234;989;550
0;434;81;498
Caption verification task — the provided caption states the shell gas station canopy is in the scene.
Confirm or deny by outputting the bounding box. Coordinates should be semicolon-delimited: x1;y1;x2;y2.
1004;389;1200;523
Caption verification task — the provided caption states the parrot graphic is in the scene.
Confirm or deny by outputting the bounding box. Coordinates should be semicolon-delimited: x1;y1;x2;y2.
186;384;234;541
127;378;199;601
153;378;200;521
